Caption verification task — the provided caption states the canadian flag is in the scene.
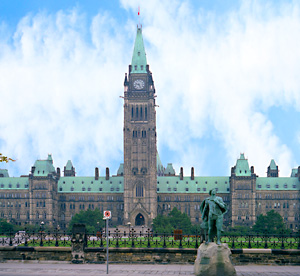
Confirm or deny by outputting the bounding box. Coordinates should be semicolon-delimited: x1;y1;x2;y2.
138;6;140;16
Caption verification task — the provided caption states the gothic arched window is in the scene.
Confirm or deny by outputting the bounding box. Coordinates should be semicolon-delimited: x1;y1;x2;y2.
136;183;144;197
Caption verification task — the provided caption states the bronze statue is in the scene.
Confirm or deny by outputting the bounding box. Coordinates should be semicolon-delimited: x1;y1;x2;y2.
200;188;227;245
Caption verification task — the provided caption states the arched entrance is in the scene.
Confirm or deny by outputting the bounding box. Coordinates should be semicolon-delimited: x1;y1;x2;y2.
135;213;145;226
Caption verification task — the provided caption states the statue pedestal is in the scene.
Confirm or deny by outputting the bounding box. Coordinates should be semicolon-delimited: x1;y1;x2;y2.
194;243;236;276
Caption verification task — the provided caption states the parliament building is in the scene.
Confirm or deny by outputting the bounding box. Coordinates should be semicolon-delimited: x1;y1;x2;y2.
0;27;300;231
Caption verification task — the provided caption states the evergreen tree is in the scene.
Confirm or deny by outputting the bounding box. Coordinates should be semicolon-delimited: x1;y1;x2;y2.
67;209;105;233
0;219;15;234
252;210;290;235
152;207;193;234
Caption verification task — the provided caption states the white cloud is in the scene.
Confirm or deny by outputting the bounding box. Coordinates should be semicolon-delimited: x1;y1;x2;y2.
1;1;300;177
122;0;300;176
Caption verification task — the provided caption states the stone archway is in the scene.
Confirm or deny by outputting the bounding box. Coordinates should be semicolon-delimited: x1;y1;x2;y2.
135;213;145;226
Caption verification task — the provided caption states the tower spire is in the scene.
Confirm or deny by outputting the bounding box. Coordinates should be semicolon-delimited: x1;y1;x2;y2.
131;26;147;74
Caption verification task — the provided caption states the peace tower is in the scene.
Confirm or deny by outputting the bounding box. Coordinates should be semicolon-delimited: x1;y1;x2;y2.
123;26;157;226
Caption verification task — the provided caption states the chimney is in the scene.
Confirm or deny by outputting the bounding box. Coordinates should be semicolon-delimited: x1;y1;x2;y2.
180;167;183;180
191;167;194;180
251;166;254;174
298;166;300;180
57;167;61;179
31;166;35;174
95;167;99;180
106;167;109;180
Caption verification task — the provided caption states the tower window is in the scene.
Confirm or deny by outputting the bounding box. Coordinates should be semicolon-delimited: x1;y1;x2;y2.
136;184;144;197
140;106;143;120
136;106;139;119
131;107;134;119
145;106;147;120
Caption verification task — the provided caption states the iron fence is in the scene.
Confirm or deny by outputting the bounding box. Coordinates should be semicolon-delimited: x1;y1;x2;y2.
1;228;300;249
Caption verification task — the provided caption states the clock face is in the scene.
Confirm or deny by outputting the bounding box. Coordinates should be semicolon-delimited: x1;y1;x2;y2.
133;79;145;90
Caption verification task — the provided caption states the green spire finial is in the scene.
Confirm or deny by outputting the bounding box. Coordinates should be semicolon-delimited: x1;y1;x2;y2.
131;27;147;74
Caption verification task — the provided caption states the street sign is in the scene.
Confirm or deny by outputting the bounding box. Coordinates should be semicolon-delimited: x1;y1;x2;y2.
103;210;111;219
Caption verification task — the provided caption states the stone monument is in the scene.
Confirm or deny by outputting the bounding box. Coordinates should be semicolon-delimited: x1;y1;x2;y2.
71;223;87;264
194;189;236;276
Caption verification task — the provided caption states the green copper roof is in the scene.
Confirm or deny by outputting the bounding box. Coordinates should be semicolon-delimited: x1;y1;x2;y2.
131;27;147;74
0;177;29;189
117;164;124;175
58;176;124;193
164;163;175;175
0;169;9;177
235;153;251;176
269;159;277;170
65;160;73;170
256;177;300;190
157;176;230;194
291;168;298;177
33;155;56;177
157;152;164;175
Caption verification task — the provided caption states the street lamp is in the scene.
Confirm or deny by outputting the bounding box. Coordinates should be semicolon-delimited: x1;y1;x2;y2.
40;221;44;246
127;222;131;237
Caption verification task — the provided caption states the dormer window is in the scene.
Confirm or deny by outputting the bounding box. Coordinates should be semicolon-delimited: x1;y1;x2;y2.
141;65;143;70
134;65;137;70
138;52;140;56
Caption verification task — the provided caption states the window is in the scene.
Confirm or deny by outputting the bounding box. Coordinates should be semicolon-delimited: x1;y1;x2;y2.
174;188;177;191
284;184;288;188
145;107;147;120
71;187;74;191
275;184;279;188
197;188;200;191
266;184;270;188
203;188;206;191
88;187;91;191
167;187;171;191
136;184;144;197
157;188;160;191
82;187;86;191
99;188;103;191
110;188;114;191
59;187;62;191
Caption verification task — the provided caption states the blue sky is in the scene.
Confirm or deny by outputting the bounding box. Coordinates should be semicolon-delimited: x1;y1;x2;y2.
0;0;300;178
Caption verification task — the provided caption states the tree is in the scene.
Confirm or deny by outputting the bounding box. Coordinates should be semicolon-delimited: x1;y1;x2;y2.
153;208;193;234
252;210;290;235
0;219;15;234
0;153;16;163
67;209;105;233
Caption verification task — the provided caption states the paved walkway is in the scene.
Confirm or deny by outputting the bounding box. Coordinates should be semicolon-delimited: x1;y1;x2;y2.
0;262;299;276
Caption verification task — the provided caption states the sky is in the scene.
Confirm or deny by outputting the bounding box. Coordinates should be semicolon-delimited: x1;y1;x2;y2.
0;0;300;178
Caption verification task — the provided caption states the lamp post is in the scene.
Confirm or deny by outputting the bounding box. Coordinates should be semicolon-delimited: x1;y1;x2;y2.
40;221;44;246
127;222;131;237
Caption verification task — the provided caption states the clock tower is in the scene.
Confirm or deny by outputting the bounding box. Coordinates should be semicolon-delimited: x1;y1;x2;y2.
123;26;157;226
